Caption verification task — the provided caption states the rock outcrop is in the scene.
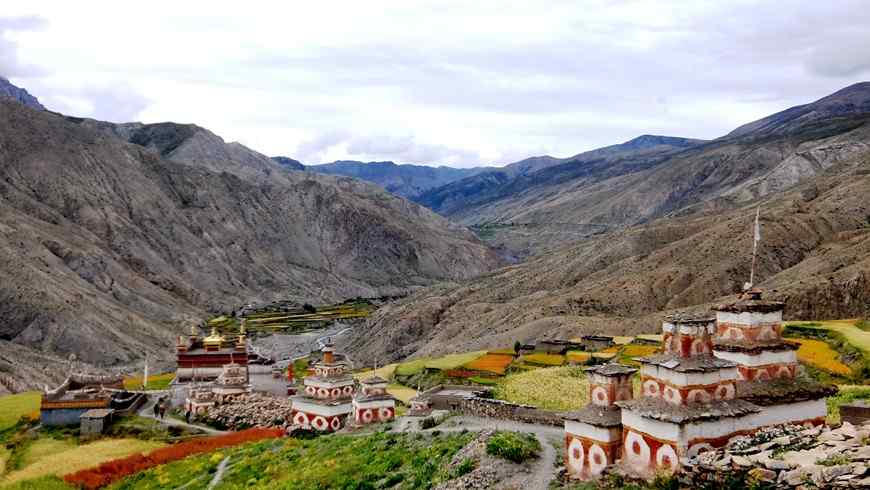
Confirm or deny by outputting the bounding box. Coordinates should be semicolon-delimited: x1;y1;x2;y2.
682;422;870;488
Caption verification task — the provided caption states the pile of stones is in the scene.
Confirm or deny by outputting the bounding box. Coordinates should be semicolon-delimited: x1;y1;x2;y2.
203;393;293;430
682;422;870;488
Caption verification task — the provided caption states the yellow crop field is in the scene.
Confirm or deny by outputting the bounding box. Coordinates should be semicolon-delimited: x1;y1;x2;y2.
566;351;591;364
786;320;870;353
0;392;40;432
0;446;9;476
0;438;165;485
386;384;418;404
354;363;397;381
123;372;175;391
395;351;485;375
622;344;660;357
520;353;565;366
789;338;852;376
20;439;76;468
494;366;588;411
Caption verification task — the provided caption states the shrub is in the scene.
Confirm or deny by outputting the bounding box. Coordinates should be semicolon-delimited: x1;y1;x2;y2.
817;453;851;466
420;417;438;430
485;432;540;463
453;457;476;478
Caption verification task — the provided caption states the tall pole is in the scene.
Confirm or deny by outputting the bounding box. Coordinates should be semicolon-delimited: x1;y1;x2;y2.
749;206;761;288
143;355;149;389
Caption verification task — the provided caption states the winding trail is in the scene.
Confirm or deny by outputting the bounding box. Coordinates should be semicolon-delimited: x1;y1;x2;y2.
138;398;226;435
397;415;562;490
207;456;231;489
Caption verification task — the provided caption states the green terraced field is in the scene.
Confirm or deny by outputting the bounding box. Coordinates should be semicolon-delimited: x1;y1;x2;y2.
207;301;377;334
786;320;870;353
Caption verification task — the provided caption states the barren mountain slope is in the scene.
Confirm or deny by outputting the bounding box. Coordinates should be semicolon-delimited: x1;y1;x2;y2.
0;100;501;386
345;155;870;364
417;84;870;257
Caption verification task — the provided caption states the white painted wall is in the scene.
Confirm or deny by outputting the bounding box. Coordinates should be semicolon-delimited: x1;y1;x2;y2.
565;420;621;442
716;311;782;326
621;398;826;451
713;350;796;366
641;364;738;386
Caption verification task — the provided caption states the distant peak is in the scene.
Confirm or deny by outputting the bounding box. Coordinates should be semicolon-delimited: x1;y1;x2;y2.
271;156;305;170
622;134;702;148
0;76;46;111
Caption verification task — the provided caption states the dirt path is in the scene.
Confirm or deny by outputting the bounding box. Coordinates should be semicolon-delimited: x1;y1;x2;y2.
138;398;226;435
398;415;561;490
207;456;231;489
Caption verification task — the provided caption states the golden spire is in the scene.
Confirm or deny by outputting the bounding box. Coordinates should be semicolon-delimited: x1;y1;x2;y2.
204;326;225;344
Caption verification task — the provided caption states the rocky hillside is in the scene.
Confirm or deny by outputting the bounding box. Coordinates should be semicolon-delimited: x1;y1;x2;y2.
304;160;490;200
0;99;501;386
414;135;707;256
417;85;870;258
0;77;44;111
345;151;870;364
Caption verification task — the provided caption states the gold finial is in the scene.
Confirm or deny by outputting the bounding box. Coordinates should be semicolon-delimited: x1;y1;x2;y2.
190;323;198;336
239;319;247;335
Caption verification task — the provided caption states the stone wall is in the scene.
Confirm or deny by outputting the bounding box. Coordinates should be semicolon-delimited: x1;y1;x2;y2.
456;396;564;426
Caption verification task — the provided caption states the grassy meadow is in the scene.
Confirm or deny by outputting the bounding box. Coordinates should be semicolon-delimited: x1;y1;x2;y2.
1;438;164;486
0;392;40;432
108;431;474;489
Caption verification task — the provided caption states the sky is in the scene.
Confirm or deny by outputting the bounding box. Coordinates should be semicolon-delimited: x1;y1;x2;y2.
2;1;870;167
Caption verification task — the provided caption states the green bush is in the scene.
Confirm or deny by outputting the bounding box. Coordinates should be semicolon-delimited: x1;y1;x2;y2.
485;431;540;463
453;457;476;478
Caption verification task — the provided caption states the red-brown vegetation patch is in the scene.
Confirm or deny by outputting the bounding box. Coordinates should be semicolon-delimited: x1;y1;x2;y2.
63;427;283;489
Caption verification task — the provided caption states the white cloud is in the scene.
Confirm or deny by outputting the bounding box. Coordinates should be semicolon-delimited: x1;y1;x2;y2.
0;16;47;78
3;1;870;166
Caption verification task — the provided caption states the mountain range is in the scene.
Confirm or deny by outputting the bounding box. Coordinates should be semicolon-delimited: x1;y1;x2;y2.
0;87;500;389
345;83;870;364
4;77;870;390
297;160;490;200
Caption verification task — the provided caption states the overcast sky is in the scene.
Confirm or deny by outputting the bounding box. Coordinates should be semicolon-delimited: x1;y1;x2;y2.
3;1;870;167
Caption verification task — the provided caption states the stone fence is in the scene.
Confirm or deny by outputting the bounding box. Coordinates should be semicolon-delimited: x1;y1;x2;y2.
419;385;564;426
456;396;565;427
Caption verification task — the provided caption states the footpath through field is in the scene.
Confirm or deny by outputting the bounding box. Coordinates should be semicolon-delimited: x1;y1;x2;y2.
138;398;226;435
